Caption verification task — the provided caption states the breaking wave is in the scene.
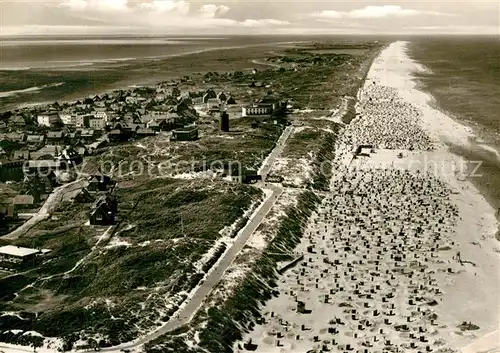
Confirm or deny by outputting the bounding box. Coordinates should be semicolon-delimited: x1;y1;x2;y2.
0;82;64;98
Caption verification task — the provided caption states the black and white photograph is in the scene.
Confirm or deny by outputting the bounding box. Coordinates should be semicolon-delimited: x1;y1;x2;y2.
0;1;499;353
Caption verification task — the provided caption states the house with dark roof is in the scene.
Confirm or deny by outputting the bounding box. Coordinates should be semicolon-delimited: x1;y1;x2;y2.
9;115;26;127
87;174;114;192
89;194;118;226
23;160;62;176
217;92;227;102
126;123;145;132
171;126;199;141
26;135;45;146
46;131;65;145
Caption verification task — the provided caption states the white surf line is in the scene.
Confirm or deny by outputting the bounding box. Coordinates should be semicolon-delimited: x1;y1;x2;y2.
376;40;500;350
477;143;500;164
0;83;64;98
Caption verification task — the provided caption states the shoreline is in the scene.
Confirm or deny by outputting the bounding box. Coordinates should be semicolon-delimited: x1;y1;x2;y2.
363;40;500;350
404;46;500;240
235;40;499;353
1;40;307;113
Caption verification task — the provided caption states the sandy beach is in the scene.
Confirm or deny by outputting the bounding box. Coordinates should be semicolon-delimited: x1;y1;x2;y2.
235;41;500;353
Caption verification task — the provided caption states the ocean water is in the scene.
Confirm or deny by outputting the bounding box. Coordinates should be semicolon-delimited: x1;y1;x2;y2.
0;34;389;111
0;37;233;70
0;35;293;111
409;36;500;219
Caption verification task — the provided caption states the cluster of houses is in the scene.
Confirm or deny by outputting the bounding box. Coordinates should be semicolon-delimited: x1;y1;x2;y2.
0;76;290;226
0;82;204;161
1;79;287;162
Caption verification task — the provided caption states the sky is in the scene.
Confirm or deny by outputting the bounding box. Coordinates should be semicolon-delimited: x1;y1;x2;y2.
0;0;499;36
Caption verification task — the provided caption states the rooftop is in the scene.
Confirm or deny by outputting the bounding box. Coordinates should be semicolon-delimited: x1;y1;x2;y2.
0;245;40;258
26;160;61;169
246;103;274;108
13;195;35;205
173;126;198;133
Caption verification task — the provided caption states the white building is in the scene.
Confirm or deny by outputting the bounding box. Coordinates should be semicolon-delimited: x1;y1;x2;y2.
93;110;109;122
37;112;61;127
60;113;76;125
89;117;106;130
242;103;274;117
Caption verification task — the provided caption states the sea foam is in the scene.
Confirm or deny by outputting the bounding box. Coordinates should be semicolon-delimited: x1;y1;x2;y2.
0;82;64;98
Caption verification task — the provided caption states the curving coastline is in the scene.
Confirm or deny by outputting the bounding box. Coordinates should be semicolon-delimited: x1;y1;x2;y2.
234;40;500;353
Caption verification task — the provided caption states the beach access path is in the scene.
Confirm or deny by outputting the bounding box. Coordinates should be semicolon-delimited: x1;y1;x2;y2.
259;126;294;178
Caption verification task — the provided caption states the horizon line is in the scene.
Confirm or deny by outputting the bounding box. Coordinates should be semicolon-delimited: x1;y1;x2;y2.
1;33;499;38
